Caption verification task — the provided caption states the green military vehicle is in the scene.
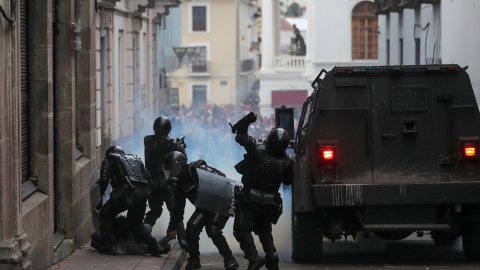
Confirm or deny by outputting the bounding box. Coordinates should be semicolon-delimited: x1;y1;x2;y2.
289;64;480;262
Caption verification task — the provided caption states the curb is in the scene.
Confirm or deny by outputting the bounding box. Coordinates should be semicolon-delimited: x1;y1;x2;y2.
162;242;186;270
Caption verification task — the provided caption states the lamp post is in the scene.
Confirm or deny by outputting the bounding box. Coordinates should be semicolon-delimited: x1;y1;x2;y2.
172;46;189;66
172;46;199;68
167;46;201;110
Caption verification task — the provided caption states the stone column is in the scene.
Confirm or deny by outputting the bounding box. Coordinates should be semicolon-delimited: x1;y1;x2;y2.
388;12;400;65
402;9;416;65
76;0;96;159
0;0;31;268
260;0;276;71
54;0;76;239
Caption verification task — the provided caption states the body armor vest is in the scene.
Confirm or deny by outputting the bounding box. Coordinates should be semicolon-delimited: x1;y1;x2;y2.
242;144;293;193
109;153;149;184
144;135;176;179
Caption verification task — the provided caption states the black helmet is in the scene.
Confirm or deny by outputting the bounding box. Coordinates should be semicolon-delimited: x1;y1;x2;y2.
163;151;188;180
265;127;290;156
106;145;125;156
153;116;172;135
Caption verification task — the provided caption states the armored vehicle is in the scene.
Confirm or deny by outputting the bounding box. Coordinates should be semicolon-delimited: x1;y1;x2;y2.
290;64;480;262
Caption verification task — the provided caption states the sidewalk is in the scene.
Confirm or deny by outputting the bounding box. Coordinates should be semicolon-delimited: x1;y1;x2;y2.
48;241;186;270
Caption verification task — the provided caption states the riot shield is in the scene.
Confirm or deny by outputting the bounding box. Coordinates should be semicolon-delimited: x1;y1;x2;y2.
195;168;242;217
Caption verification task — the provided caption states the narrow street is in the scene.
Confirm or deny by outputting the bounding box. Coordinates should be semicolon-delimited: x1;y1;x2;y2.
183;234;480;270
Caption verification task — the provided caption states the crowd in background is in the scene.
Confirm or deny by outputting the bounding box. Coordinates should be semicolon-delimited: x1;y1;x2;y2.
166;103;277;141
158;103;278;177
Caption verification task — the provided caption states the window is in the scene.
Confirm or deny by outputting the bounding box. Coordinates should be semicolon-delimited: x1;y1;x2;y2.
192;85;207;106
352;1;378;60
191;46;208;73
190;4;209;33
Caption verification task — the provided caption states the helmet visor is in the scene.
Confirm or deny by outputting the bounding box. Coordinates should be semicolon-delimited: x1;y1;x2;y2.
163;161;185;180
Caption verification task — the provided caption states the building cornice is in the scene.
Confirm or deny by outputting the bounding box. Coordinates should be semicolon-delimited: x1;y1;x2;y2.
96;0;182;23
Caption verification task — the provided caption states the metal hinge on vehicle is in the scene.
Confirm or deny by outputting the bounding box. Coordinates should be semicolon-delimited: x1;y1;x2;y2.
436;92;454;102
438;156;456;166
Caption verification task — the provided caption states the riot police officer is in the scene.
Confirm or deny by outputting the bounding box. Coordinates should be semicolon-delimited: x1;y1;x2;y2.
91;215;175;255
144;116;188;249
98;146;166;256
231;112;294;270
163;151;239;270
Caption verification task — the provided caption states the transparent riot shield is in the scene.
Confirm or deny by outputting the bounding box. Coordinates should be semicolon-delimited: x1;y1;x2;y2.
195;168;242;217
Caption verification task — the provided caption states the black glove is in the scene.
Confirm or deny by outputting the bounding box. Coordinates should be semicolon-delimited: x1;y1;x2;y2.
176;136;186;149
167;177;180;187
229;112;257;134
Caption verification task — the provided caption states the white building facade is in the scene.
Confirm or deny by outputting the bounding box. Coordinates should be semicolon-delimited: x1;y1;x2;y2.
258;0;378;118
376;0;480;104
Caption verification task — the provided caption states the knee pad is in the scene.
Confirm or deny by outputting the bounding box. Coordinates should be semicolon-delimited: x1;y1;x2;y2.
186;221;203;237
265;251;279;270
205;224;222;238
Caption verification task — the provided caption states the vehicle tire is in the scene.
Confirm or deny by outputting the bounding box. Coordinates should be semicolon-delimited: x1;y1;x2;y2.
431;231;458;246
291;210;323;262
462;205;480;261
373;231;412;241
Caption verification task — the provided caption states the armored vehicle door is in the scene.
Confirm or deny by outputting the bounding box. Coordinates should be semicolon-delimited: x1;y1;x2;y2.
312;71;373;185
371;74;449;184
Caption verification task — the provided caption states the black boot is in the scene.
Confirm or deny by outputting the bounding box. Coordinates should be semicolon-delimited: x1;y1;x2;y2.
158;238;172;254
224;255;239;270
247;255;265;270
210;233;237;270
178;238;189;252
98;220;117;255
265;251;279;270
185;257;201;269
90;232;104;250
149;242;166;256
145;236;167;256
98;244;118;255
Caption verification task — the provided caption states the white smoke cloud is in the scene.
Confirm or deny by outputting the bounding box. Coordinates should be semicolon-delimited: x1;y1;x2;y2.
120;115;293;261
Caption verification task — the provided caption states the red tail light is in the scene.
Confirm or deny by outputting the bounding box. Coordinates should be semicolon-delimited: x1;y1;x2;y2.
464;144;476;157
317;141;337;164
458;137;479;161
322;149;335;160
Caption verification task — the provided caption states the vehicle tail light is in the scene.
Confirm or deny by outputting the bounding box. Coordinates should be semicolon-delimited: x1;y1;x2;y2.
317;141;337;164
464;143;476;157
458;137;479;161
322;149;335;160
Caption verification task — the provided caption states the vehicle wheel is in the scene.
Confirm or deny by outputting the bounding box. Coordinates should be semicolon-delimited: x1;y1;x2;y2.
462;206;480;261
291;210;323;262
431;231;458;246
373;231;412;241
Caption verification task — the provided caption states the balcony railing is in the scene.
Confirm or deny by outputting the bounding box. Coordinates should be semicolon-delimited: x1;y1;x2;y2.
272;56;306;69
189;61;210;75
241;59;255;72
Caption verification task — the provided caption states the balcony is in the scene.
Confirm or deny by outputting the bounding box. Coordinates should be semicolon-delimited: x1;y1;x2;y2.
272;56;306;70
241;59;255;73
189;61;210;76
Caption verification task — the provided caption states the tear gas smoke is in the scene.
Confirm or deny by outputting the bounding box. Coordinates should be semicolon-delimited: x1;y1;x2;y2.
118;113;294;261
